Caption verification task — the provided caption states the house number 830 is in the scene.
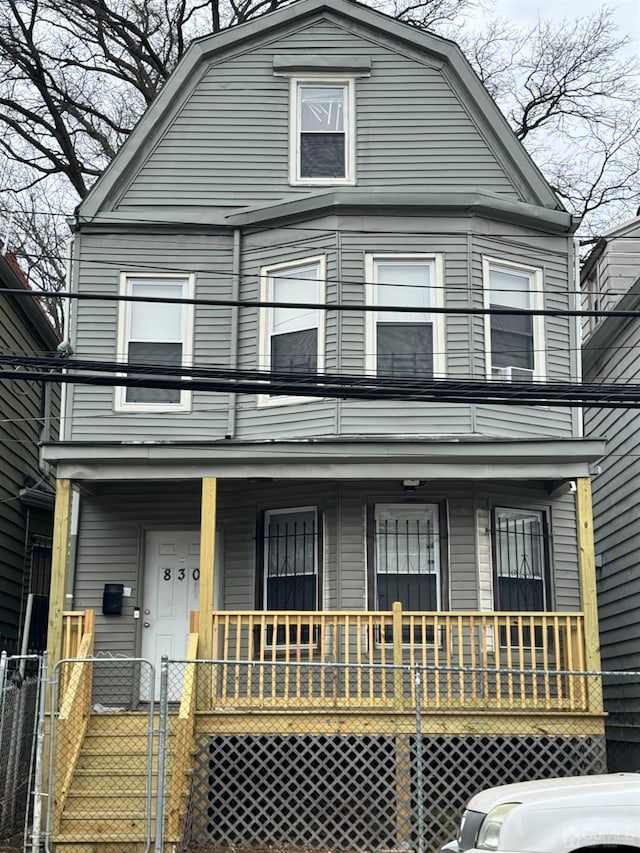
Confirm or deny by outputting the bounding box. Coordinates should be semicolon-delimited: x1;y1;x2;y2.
163;568;200;581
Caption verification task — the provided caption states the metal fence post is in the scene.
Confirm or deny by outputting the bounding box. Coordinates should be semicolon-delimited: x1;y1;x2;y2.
154;656;169;853
414;666;426;853
31;653;48;853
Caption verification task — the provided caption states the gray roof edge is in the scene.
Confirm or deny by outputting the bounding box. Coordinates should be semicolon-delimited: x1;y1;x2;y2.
78;0;564;220
226;189;573;231
42;436;606;464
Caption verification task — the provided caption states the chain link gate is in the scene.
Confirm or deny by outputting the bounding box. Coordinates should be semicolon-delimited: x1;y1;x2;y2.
46;656;157;853
0;652;45;852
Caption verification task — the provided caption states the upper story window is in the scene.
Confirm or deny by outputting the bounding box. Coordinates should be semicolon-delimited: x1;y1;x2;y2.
115;273;194;412
483;258;545;381
258;256;325;405
290;78;355;185
365;254;445;379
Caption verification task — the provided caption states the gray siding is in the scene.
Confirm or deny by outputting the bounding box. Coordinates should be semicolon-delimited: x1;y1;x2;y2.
69;232;234;441
74;479;580;657
0;288;58;645
68;217;575;442
584;307;640;747
116;18;520;213
584;316;640;671
583;224;640;340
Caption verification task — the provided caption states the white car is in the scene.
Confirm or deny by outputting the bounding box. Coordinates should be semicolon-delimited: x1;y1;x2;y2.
440;773;640;853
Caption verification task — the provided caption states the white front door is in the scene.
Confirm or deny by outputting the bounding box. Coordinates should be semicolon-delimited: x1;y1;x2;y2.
141;529;202;700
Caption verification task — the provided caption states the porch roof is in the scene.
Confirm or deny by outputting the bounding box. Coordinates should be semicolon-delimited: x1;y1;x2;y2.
42;436;605;482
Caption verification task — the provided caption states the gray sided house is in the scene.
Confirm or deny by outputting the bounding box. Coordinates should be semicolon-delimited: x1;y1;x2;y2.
0;249;59;653
582;213;640;769
40;2;609;851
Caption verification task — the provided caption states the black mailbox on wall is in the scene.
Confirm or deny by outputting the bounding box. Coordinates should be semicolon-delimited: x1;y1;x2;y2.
102;583;124;615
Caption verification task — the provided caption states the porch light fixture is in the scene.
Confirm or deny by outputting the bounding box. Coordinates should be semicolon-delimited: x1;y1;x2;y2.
402;479;421;493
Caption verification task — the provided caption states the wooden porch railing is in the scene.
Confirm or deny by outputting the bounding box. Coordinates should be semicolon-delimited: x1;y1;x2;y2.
210;606;589;713
54;609;95;822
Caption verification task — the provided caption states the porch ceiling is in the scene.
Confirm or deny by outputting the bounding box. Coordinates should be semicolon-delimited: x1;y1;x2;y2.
42;436;605;482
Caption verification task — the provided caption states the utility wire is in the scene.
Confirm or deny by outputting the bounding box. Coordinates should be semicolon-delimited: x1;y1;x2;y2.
0;284;636;319
2;352;640;408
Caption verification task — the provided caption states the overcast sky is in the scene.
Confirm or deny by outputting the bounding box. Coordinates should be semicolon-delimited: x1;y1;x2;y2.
484;0;640;51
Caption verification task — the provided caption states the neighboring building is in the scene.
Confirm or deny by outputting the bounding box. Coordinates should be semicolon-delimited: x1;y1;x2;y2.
582;213;640;770
41;1;607;850
0;248;60;653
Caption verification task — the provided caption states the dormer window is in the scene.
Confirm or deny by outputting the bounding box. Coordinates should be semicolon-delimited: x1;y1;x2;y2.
290;78;355;185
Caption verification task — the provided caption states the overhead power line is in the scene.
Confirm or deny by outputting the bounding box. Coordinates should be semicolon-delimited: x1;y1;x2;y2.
2;351;640;408
0;284;637;320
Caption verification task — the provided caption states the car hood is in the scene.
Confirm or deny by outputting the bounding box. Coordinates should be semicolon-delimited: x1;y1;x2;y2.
468;773;639;814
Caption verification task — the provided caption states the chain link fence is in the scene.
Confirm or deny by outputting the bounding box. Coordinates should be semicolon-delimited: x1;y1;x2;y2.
0;653;45;849
46;655;156;853
173;660;611;853
2;654;639;853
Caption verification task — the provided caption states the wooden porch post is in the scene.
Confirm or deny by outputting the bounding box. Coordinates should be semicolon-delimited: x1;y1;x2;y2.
575;477;603;714
198;477;217;660
46;479;73;675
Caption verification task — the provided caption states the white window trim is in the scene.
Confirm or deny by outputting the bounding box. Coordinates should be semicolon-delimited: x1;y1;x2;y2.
364;253;446;379
288;76;356;187
115;272;195;413
482;257;546;382
257;255;326;407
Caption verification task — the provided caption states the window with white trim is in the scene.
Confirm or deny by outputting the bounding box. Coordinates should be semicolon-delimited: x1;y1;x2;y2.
366;255;444;379
115;274;194;411
290;78;355;185
483;259;545;381
259;257;324;401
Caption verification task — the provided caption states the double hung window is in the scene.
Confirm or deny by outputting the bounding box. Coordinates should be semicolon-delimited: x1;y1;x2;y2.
366;255;444;379
116;274;194;411
484;259;544;381
259;257;324;402
290;79;354;184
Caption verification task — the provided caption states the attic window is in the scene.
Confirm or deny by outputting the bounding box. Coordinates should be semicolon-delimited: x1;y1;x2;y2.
290;77;355;186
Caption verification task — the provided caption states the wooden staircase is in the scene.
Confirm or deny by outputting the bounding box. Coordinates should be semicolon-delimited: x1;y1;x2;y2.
52;712;169;853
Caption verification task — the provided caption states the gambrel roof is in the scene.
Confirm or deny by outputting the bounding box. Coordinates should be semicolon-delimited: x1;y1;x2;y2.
78;0;570;229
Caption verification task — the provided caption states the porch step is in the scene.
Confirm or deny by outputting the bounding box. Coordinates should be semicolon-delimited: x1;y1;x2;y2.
54;712;172;843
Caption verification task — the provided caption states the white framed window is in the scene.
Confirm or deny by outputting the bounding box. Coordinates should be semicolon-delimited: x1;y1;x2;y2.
258;256;325;406
115;273;195;412
483;258;545;381
365;254;445;379
289;77;355;186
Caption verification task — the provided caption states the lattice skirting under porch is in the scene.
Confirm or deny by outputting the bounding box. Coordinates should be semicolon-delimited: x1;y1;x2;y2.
185;731;607;853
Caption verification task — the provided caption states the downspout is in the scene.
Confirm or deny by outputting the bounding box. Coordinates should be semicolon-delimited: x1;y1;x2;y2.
65;487;81;611
226;227;242;439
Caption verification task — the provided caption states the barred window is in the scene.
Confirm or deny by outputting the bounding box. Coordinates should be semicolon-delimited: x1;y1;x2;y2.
494;508;548;611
